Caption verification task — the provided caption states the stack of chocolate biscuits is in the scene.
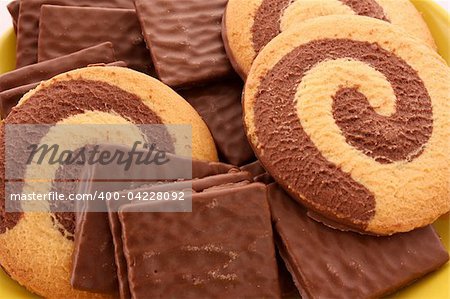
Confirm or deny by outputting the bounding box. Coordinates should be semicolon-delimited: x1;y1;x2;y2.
0;0;449;299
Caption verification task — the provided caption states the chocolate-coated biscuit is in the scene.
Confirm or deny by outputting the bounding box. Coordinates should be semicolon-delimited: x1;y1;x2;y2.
0;66;217;298
119;183;281;299
268;183;449;298
106;170;253;298
16;0;134;67
180;79;255;166
223;0;436;78
244;16;450;235
134;0;234;88
38;6;151;73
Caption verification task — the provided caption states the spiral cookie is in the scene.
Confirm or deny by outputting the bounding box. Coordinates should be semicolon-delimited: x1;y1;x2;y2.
223;0;436;78
243;16;450;235
0;66;217;298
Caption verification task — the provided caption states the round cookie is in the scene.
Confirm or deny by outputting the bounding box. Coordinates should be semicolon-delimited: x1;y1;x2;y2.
0;66;218;298
243;15;449;235
223;0;436;78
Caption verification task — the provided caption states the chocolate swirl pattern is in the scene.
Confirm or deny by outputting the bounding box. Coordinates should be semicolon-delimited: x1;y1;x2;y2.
251;0;292;54
0;67;218;298
253;38;432;228
330;41;433;164
223;0;436;77
244;16;449;235
252;0;389;54
339;0;389;20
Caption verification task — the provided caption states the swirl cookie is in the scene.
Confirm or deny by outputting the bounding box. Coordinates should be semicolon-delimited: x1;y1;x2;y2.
223;0;436;78
243;16;450;235
0;66;217;298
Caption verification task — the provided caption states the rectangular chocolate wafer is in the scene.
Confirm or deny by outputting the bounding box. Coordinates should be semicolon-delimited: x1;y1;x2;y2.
16;0;134;67
268;183;449;298
0;42;116;118
179;79;255;165
38;6;151;73
134;0;234;88
118;183;281;299
107;171;253;299
7;0;20;33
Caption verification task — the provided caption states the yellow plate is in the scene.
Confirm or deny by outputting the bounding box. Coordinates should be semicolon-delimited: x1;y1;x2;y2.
0;0;448;298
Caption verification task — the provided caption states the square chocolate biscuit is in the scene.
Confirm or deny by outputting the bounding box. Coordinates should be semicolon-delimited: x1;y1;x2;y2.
38;6;151;73
119;183;281;298
106;172;251;299
134;0;234;88
16;0;134;67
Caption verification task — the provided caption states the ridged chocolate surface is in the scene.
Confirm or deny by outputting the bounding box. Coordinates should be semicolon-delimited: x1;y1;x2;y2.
38;6;151;73
16;0;134;67
119;183;280;299
268;184;449;299
134;0;233;88
7;0;20;33
180;79;254;166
